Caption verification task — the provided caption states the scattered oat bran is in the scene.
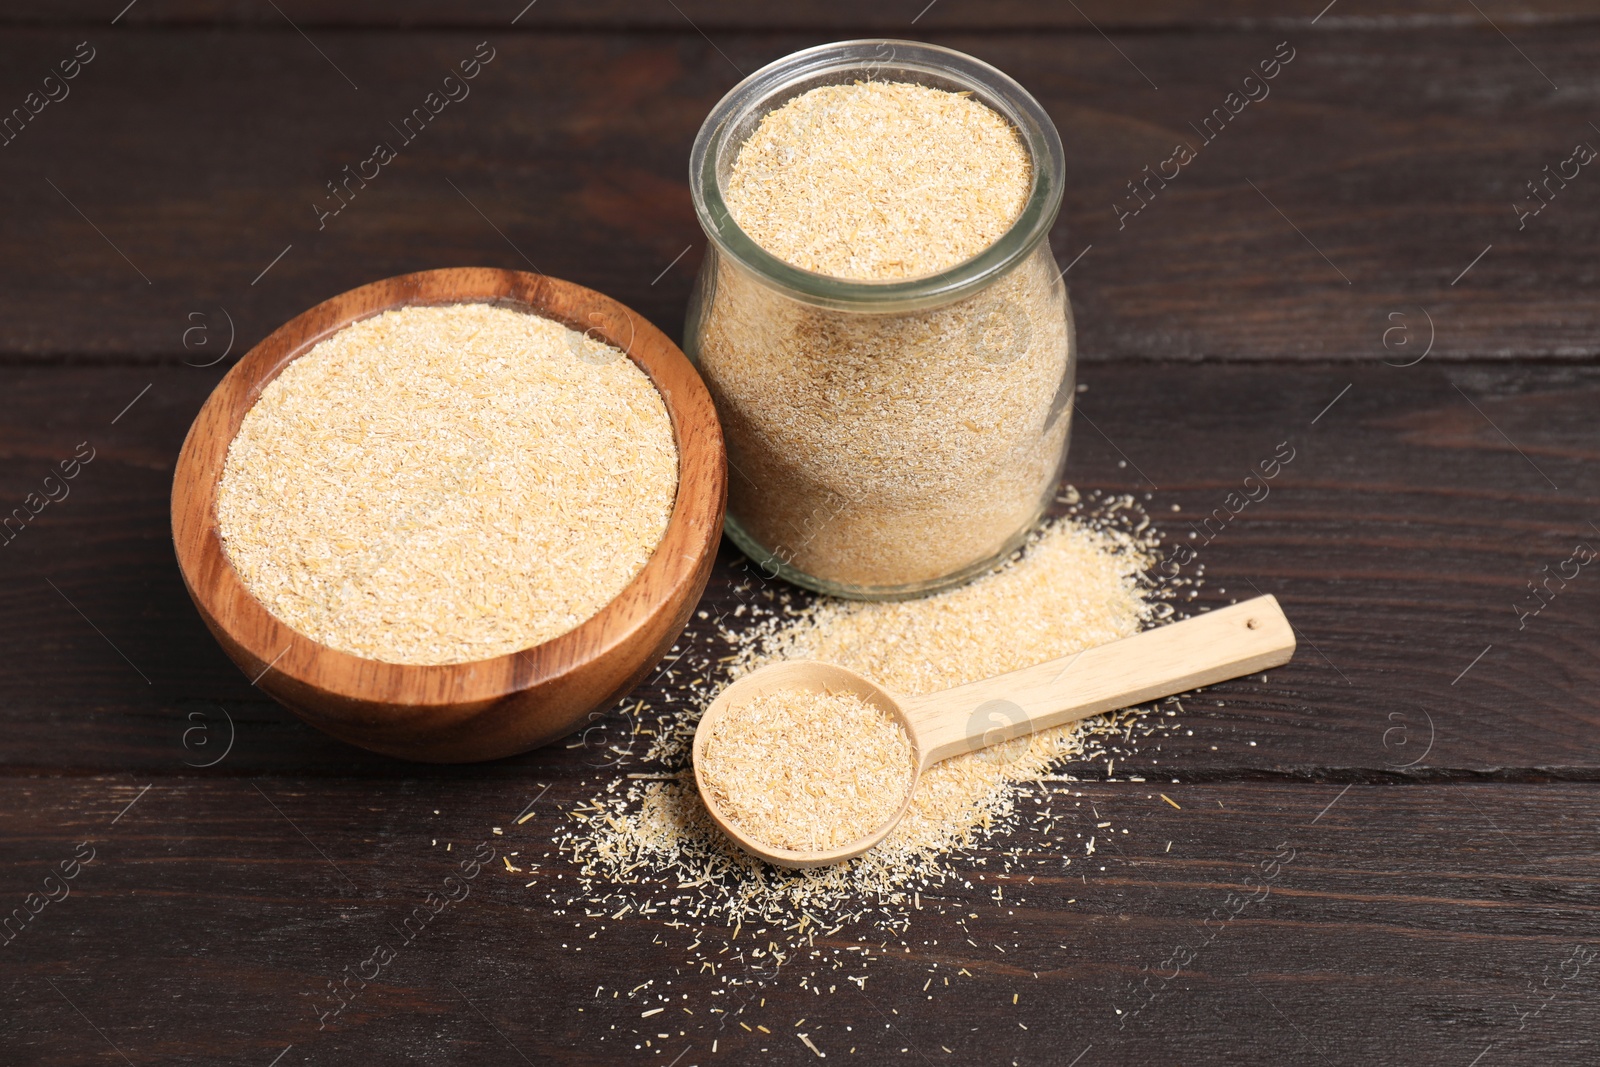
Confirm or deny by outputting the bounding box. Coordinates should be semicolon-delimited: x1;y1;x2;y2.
699;688;914;853
721;515;1155;861
724;81;1031;280
216;302;678;665
700;80;1068;589
562;506;1176;939
541;499;1198;1033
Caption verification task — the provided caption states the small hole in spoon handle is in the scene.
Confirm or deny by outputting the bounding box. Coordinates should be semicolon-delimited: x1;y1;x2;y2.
1246;618;1260;630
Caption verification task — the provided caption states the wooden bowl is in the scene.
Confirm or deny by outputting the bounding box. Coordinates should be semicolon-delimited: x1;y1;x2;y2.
172;267;727;762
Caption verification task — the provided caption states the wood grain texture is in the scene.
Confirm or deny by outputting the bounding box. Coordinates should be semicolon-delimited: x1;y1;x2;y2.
168;268;727;762
3;8;1599;1064
2;360;1595;777
1;777;1596;1065
0;28;1594;362
7;1;1599;30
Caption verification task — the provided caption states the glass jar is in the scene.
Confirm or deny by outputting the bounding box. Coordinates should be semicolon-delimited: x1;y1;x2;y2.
686;39;1074;599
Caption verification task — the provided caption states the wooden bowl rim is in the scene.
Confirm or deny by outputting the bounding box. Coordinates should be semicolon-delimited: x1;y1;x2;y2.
171;267;724;713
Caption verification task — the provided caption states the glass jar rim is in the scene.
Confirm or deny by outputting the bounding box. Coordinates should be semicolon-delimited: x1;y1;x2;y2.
689;39;1066;313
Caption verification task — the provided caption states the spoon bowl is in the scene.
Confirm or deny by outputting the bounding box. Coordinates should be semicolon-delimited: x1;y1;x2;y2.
692;660;919;868
693;596;1297;867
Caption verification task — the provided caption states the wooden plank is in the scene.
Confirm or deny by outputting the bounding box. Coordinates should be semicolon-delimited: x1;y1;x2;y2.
1;361;1595;776
0;28;1595;362
7;0;1598;30
1;777;1595;1064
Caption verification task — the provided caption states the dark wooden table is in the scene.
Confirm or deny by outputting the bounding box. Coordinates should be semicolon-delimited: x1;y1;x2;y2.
3;3;1598;1064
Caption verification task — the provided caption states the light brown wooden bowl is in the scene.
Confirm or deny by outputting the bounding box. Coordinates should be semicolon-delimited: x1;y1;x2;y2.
172;268;727;762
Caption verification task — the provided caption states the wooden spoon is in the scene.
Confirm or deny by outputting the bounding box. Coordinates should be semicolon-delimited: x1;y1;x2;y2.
692;595;1296;868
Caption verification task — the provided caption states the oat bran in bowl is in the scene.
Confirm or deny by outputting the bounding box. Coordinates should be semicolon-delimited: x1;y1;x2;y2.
171;268;727;762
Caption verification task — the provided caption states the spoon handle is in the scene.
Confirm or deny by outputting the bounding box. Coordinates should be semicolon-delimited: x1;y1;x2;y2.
902;596;1296;766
